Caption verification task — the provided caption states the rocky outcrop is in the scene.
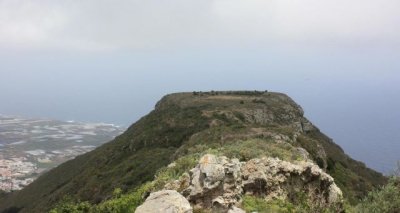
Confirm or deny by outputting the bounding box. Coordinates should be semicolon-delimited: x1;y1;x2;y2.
135;190;192;213
165;154;343;212
300;118;317;132
182;154;242;211
241;157;342;208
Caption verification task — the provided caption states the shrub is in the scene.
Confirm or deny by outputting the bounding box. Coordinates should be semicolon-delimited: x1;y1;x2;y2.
252;99;266;104
355;177;400;213
219;139;304;162
153;155;198;190
241;195;295;213
92;182;154;213
49;197;91;213
49;182;154;213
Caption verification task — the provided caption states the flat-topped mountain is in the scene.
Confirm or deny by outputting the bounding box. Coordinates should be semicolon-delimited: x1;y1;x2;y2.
0;91;386;212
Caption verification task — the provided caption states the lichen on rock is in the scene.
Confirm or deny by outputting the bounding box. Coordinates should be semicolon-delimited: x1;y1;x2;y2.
161;154;343;212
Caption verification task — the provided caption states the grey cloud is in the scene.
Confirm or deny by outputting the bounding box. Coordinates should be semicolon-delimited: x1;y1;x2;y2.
0;0;400;51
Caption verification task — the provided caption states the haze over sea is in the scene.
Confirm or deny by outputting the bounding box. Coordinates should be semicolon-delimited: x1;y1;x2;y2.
1;48;399;174
1;1;399;174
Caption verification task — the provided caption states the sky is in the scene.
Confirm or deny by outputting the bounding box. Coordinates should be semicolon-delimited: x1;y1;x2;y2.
0;0;399;173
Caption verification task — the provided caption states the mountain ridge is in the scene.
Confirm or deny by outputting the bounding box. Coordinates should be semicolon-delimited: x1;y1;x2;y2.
0;91;386;212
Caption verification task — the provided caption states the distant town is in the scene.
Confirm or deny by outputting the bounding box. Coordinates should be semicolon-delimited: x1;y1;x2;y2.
0;115;125;192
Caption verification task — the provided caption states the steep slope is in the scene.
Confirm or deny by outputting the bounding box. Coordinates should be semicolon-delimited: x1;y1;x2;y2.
0;91;386;212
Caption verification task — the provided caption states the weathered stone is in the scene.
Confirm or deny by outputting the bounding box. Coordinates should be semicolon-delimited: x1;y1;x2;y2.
242;109;275;125
227;206;246;213
241;157;342;208
199;154;226;189
301;118;316;132
328;184;344;204
135;190;192;213
158;154;343;212
184;154;242;210
165;173;191;192
179;154;342;212
295;147;310;160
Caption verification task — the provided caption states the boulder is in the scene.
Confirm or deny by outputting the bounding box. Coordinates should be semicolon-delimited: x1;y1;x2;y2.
135;190;192;213
183;154;242;211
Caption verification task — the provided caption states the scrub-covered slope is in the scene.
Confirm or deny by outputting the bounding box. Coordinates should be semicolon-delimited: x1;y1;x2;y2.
0;91;385;212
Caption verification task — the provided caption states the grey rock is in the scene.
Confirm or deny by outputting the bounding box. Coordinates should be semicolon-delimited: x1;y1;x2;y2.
296;147;310;160
176;154;342;212
158;154;343;212
184;154;243;210
301;118;316;132
241;157;343;208
135;190;192;213
228;206;246;213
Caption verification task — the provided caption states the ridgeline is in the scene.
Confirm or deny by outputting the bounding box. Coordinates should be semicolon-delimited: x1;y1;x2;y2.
0;91;386;213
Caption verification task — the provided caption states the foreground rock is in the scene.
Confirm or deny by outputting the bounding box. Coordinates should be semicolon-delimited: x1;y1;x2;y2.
135;190;192;213
165;154;343;212
241;157;343;209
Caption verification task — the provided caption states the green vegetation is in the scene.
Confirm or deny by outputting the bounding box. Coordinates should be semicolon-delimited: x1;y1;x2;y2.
352;177;400;213
191;90;267;96
50;182;154;213
152;155;198;191
0;91;387;212
294;132;386;204
49;197;91;213
252;98;267;104
241;194;343;213
242;195;295;213
185;138;305;162
46;176;400;213
0;101;210;212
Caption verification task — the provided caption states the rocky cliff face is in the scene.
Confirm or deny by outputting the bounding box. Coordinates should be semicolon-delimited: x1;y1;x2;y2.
138;154;343;213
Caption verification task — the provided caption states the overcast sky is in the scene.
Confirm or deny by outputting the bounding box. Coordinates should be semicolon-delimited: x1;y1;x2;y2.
1;0;400;51
0;0;399;173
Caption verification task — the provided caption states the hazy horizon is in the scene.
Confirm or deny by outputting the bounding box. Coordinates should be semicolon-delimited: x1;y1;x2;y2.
1;0;399;174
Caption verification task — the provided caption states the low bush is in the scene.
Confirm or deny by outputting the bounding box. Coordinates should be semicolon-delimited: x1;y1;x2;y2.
354;177;400;213
49;197;91;213
153;155;198;190
241;195;295;213
49;182;154;213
